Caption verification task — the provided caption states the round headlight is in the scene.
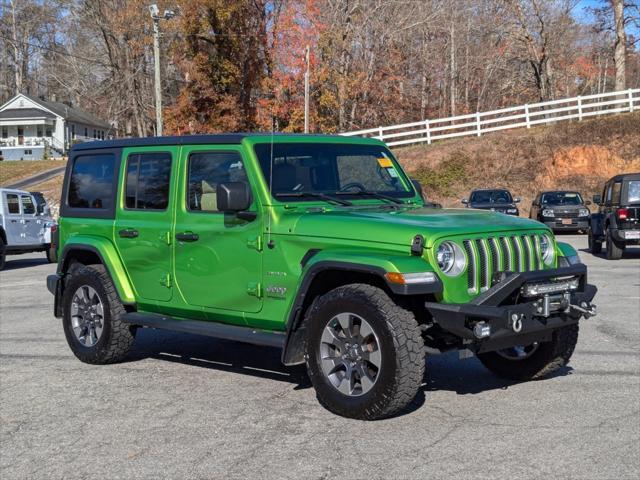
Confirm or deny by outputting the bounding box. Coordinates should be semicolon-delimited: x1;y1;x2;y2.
542;209;554;217
540;234;555;265
436;241;466;276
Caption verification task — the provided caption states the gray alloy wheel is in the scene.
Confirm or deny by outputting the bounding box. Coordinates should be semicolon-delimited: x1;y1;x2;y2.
496;343;540;361
70;285;105;347
319;312;382;396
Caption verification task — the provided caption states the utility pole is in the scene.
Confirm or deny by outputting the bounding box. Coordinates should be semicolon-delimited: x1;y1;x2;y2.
304;45;310;133
149;4;176;137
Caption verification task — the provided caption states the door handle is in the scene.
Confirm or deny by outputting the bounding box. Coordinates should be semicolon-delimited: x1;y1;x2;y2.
118;228;139;238
175;232;199;242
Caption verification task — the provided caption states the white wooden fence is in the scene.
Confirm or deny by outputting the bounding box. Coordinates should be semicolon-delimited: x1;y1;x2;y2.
341;89;640;148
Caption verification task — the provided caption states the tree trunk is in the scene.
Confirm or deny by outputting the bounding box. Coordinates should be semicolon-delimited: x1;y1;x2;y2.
612;0;626;91
449;17;456;117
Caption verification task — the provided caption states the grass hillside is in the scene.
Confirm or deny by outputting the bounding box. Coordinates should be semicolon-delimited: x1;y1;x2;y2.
396;112;640;216
0;159;66;186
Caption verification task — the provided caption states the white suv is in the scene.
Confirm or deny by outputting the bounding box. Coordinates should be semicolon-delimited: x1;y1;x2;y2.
0;188;57;269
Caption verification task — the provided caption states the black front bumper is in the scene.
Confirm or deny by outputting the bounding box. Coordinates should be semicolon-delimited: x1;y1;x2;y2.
425;264;597;353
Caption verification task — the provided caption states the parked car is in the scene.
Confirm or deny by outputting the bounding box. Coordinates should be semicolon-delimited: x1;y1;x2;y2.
461;189;520;215
0;188;57;269
529;191;591;233
588;172;640;260
47;134;596;420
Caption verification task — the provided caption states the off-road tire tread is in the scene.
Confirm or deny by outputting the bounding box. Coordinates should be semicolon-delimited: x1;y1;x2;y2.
63;264;135;364
477;324;579;381
606;230;624;260
305;284;425;420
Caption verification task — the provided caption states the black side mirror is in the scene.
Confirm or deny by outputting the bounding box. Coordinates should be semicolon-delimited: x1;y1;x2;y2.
585;200;591;206
514;197;521;204
461;198;468;205
411;179;423;198
217;182;255;220
592;194;601;204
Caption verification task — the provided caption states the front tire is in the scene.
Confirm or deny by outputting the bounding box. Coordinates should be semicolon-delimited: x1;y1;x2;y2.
304;284;425;420
588;228;602;254
62;264;135;364
477;324;579;381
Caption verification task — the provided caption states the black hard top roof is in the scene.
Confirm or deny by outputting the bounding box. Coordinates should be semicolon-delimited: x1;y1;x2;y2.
607;172;640;182
470;188;512;192
70;133;364;152
539;190;581;194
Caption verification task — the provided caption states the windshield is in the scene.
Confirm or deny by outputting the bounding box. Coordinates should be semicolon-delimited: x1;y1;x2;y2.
254;143;415;201
541;192;583;206
628;181;640;204
470;190;512;204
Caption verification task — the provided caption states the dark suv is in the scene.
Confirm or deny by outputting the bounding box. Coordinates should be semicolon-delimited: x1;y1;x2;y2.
589;173;640;260
462;189;520;216
529;191;591;233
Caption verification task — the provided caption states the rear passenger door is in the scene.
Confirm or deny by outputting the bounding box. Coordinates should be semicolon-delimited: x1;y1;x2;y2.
114;147;178;303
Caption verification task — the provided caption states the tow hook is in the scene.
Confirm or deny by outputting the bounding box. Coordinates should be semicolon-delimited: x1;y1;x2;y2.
510;313;523;333
570;302;597;318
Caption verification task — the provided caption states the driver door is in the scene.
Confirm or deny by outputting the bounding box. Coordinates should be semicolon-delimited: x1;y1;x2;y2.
173;146;263;316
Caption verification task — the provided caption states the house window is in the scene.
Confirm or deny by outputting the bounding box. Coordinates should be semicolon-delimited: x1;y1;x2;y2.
18;126;24;136
24;149;32;155
84;127;88;137
1;126;7;138
71;124;76;139
37;125;43;137
45;127;52;137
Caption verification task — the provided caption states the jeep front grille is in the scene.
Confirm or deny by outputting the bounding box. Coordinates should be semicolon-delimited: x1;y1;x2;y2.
463;234;543;293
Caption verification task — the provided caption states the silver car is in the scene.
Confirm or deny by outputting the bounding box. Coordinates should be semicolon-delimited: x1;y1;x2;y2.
0;188;57;270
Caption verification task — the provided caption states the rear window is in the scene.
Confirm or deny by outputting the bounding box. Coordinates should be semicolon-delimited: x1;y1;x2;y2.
125;152;172;210
68;154;115;209
21;195;35;214
627;181;640;204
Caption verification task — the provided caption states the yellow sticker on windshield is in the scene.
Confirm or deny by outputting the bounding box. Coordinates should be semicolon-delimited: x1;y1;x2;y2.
378;158;393;168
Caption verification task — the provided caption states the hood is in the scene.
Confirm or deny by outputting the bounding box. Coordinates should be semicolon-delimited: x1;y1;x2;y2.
276;205;546;248
544;204;584;212
468;202;517;210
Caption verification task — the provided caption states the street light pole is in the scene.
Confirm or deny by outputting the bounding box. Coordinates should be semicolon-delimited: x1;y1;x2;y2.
304;45;310;133
151;15;163;136
149;4;176;137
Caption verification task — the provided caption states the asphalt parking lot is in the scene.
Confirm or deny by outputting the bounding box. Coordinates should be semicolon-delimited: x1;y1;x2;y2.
1;235;639;479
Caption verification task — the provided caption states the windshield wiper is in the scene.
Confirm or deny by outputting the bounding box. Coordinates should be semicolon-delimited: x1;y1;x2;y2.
275;192;353;206
335;189;404;204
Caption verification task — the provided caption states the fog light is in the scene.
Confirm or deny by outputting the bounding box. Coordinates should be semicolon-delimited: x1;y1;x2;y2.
473;322;491;339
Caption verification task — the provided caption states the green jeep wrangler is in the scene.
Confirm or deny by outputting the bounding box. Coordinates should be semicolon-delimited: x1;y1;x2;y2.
47;134;597;420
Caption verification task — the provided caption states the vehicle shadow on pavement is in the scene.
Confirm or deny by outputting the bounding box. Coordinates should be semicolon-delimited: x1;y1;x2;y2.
128;328;311;388
422;351;573;395
578;247;640;260
2;257;50;271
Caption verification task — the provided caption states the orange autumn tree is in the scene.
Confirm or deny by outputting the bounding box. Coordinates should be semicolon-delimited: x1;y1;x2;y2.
165;0;272;133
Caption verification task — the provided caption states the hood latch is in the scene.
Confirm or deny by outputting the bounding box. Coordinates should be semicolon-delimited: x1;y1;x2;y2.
411;234;425;256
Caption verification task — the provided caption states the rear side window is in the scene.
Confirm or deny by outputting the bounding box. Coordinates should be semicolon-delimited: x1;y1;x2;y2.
6;194;20;214
187;152;247;212
68;154;115;209
611;181;622;205
125;152;172;210
628;181;640;204
21;195;35;214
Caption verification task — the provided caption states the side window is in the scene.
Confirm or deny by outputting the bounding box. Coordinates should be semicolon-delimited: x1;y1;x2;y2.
21;195;35;215
68;153;115;209
610;181;622;205
125;152;172;210
605;182;612;204
187;152;247;212
6;194;20;214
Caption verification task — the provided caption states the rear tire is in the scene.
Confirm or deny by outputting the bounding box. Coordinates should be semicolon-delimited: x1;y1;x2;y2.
46;245;56;263
477;324;579;381
588;228;602;254
0;237;5;270
605;230;624;260
304;284;425;420
62;264;135;364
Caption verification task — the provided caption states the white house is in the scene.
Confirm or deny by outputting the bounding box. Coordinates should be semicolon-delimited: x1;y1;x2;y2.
0;93;112;161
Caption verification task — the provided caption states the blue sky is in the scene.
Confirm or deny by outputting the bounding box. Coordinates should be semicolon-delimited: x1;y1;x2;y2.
574;0;640;37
